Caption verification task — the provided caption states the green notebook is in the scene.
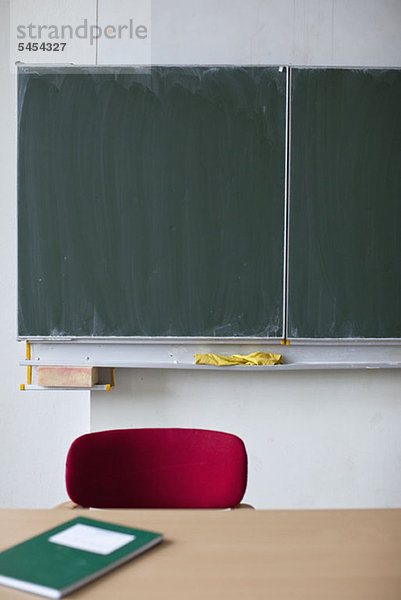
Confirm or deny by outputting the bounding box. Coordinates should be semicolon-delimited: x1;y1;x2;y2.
0;516;163;598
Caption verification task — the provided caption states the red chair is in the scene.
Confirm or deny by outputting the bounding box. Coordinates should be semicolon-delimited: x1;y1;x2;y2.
65;428;248;509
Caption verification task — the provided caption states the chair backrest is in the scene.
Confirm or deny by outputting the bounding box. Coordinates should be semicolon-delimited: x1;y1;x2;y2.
66;428;248;509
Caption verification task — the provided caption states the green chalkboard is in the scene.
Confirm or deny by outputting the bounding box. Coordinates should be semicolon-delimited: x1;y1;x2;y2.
18;67;286;337
289;68;401;338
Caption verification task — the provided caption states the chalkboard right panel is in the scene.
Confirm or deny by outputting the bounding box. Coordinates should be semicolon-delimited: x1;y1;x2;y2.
289;68;401;338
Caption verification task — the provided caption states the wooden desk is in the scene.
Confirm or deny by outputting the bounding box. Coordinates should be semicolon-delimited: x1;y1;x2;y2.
0;509;400;599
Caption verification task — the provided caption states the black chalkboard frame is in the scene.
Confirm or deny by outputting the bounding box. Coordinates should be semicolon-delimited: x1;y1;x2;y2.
17;64;401;344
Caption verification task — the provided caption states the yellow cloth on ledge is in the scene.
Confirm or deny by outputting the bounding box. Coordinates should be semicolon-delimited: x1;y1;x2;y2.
194;352;283;366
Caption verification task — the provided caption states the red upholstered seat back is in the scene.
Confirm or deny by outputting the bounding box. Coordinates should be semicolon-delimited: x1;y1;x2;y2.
66;428;247;509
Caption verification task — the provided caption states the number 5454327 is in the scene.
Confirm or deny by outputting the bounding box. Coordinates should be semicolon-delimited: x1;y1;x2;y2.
18;42;66;51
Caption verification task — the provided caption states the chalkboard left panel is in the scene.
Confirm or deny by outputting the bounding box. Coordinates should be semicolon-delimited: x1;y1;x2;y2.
18;66;286;337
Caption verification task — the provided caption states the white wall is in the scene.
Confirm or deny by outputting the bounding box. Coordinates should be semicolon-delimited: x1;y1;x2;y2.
92;369;401;509
1;0;401;508
149;0;401;67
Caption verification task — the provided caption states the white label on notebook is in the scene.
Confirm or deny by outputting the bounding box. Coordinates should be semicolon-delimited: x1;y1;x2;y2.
48;524;135;555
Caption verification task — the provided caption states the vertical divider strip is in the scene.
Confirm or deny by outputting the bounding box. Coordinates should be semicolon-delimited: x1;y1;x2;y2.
282;66;292;341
